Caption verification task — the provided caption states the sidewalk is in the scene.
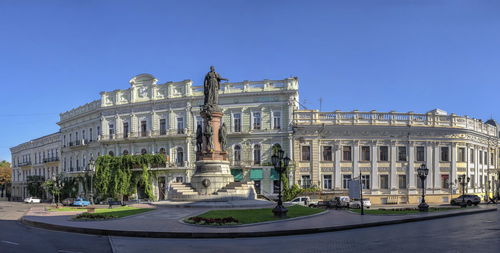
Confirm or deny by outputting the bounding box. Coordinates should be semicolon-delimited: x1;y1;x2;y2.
21;204;498;238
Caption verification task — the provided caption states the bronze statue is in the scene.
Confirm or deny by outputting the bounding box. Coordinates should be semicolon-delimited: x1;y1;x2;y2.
205;124;213;151
219;123;227;151
203;66;228;107
196;124;203;152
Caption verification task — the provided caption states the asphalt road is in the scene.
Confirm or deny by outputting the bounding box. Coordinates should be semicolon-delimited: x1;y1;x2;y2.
1;201;499;253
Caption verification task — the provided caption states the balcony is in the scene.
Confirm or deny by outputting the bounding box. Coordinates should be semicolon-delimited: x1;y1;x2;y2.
18;161;32;167
99;129;190;142
43;157;60;163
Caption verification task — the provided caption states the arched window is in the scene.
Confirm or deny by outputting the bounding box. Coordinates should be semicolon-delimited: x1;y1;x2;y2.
123;150;129;155
159;148;166;155
176;147;184;166
234;145;241;162
141;149;147;155
108;151;114;157
253;144;261;165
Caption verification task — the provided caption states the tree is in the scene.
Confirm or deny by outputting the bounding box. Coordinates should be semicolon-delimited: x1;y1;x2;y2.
0;161;12;198
43;174;64;207
27;175;45;198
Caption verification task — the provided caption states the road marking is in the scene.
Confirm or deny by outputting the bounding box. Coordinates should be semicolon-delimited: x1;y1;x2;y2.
58;250;83;253
1;240;20;245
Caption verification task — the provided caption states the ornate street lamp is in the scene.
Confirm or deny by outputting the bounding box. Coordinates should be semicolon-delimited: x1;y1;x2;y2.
85;155;96;205
417;164;429;212
271;148;290;218
457;175;470;208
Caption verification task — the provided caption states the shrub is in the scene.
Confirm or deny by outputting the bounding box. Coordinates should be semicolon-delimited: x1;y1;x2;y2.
186;216;239;225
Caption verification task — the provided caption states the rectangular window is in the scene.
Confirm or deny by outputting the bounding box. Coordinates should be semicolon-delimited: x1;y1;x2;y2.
322;146;333;161
301;175;311;188
342;174;352;189
82;130;86;140
273;111;281;129
399;175;407;189
123;122;129;138
458;148;465;162
416;146;425;162
159;119;166;135
361;146;370;161
89;128;93;141
109;124;114;139
441;174;450;189
491;153;494;165
380;175;389;189
140;121;147;137
177;118;184;134
361;175;370;189
343;146;352;161
252;112;261;130
441;147;449;162
470;175;475;188
470;149;475;163
301;146;311;161
479;151;483;164
233;113;241;132
323;175;332;189
398;147;407;161
379;146;388;161
97;126;101;136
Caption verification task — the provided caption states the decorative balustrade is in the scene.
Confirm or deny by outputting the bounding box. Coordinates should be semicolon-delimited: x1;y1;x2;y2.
99;128;190;141
294;110;498;137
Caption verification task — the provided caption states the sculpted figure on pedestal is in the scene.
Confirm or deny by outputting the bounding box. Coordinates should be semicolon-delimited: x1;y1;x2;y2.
219;123;227;151
203;66;228;110
196;124;203;152
205;124;213;151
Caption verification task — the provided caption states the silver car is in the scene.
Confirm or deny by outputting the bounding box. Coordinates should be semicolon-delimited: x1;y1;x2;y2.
450;195;480;206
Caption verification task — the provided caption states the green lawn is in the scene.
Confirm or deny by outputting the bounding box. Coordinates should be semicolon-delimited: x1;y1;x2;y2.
48;206;154;218
187;205;324;225
349;207;458;215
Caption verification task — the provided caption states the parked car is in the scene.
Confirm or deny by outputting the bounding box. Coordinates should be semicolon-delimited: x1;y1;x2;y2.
286;196;320;207
331;196;351;208
313;200;335;209
450;195;481;206
24;197;41;204
72;198;91;207
349;198;372;209
62;198;75;206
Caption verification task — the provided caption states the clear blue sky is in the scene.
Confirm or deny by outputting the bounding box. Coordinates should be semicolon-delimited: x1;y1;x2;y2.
1;0;499;161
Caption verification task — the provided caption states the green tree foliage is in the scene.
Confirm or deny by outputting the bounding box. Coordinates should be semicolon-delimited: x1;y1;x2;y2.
42;174;64;206
95;154;165;201
27;175;45;198
0;160;12;198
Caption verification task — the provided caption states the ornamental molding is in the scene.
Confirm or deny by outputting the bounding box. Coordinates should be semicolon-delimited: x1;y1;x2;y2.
321;167;334;172
341;167;352;172
378;167;390;172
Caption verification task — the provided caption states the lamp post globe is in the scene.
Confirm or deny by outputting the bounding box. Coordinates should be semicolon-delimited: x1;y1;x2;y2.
417;164;429;212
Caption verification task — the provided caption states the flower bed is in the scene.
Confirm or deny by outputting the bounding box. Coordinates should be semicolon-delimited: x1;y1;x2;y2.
185;216;239;225
73;212;117;221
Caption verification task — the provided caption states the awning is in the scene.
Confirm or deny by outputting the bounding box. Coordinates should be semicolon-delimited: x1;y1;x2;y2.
270;168;280;180
231;169;243;182
250;168;263;180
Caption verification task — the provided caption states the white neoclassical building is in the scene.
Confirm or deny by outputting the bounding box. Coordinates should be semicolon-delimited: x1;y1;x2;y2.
10;133;61;200
56;73;298;200
293;109;500;204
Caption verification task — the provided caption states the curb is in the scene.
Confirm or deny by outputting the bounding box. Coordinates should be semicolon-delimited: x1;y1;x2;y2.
21;207;497;239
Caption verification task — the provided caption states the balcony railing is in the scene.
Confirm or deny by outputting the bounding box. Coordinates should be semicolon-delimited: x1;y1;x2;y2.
18;161;32;167
99;129;190;141
43;157;59;163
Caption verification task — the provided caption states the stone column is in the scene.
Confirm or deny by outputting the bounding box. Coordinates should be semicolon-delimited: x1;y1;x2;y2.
426;143;433;190
353;141;360;179
408;142;416;190
371;141;379;190
311;139;320;187
433;143;441;190
451;143;458;191
390;142;398;190
334;142;341;190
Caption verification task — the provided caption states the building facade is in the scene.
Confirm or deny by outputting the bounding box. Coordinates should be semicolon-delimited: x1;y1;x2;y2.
57;73;298;200
10;133;61;200
293;109;500;204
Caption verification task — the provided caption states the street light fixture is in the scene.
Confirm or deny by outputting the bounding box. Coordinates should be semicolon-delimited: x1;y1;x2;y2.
457;174;470;208
271;148;290;218
85;155;96;205
417;163;429;212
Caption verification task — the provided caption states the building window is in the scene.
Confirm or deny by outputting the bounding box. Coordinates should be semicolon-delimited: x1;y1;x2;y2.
398;147;407;161
234;145;241;162
140;121;147;137
301;175;311;188
491;153;494;165
323;175;332;189
441;174;450;189
479;151;483;164
177;117;184;134
109;124;114;139
470;175;475;188
123;122;129;138
457;148;465;162
399;175;407;189
441;147;450;162
470;149;475;163
233;113;241;132
253;144;261;165
361;175;370;189
252;112;261;130
301;146;311;161
273;111;281;130
379;146;388;161
322;146;333;161
89;128;93;141
380;175;389;189
176;147;184;166
160;119;167;135
82;130;86;140
361;146;370;161
416;146;425;162
342;146;352;161
342;174;352;189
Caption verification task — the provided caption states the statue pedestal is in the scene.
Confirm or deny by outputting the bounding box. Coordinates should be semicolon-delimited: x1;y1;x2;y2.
191;160;234;194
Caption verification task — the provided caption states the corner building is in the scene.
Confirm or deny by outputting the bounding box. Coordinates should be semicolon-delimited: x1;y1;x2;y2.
293;109;499;204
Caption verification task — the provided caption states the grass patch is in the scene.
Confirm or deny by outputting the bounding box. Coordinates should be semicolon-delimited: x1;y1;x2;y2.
349;207;459;215
48;206;154;220
185;205;324;225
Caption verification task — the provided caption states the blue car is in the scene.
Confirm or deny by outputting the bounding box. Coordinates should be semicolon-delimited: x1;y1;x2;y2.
72;198;91;207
